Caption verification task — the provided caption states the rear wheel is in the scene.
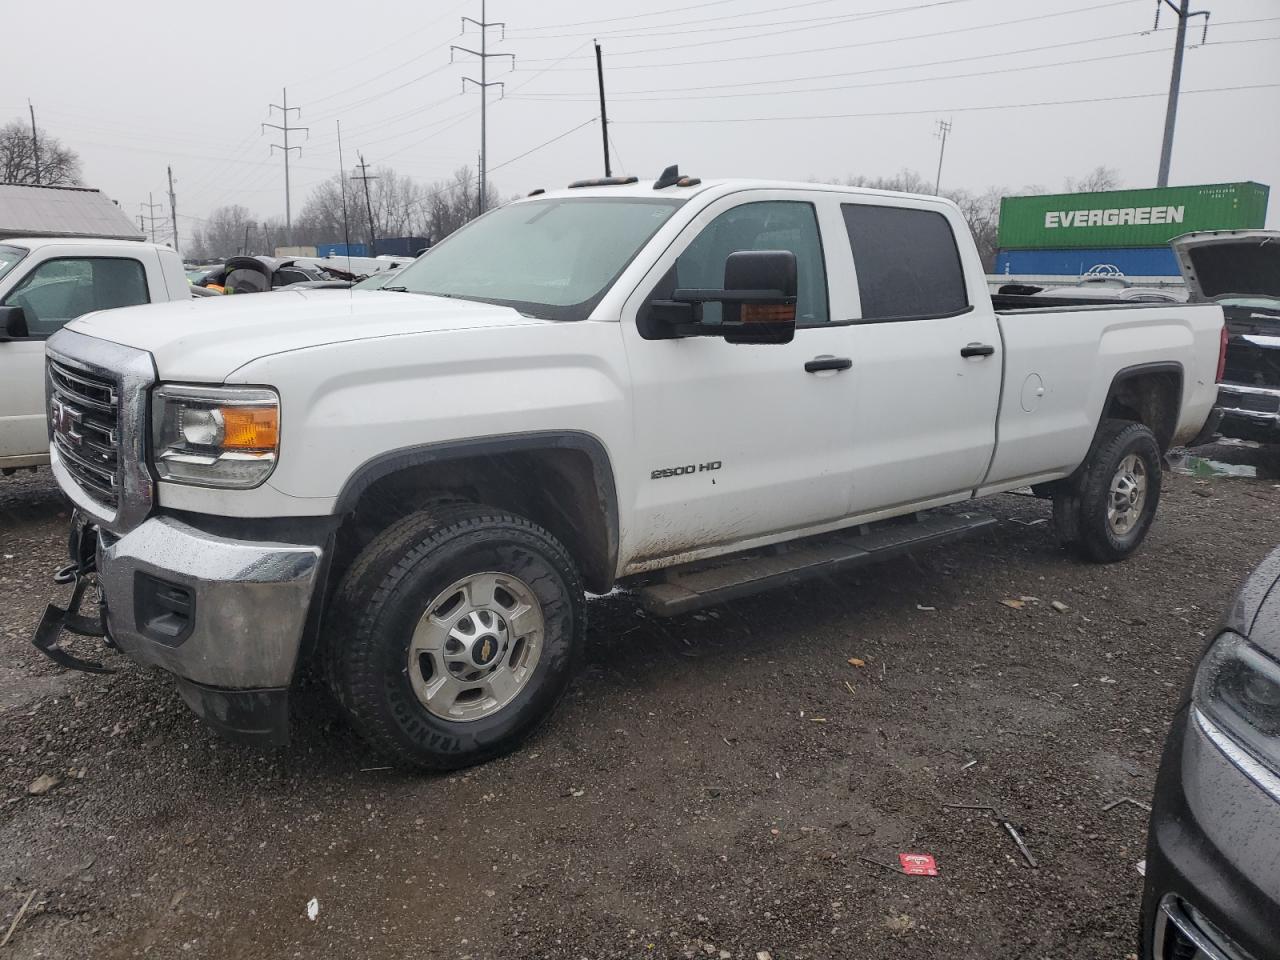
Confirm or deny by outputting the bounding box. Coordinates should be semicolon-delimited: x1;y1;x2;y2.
1053;419;1162;563
325;503;584;770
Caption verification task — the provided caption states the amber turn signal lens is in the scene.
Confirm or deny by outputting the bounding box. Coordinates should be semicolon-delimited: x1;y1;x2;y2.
220;406;279;450
741;303;796;324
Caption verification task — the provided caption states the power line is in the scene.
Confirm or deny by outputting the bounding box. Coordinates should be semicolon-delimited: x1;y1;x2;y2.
507;37;1273;105
508;0;980;42
513;0;1146;68
612;80;1280;124
489;117;598;174
520;19;1279;96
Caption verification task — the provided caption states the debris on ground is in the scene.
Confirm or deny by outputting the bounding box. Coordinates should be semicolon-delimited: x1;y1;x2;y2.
915;604;937;611
27;773;61;795
898;853;939;876
0;890;37;948
306;898;320;921
999;599;1026;610
1051;600;1070;613
1103;796;1153;814
847;657;867;668
885;911;917;934
1002;821;1038;868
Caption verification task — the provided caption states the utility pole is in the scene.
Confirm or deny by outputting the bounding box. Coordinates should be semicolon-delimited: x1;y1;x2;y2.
594;41;611;177
1155;0;1211;187
263;88;308;247
452;2;514;217
167;166;179;255
139;194;164;243
352;153;380;257
933;119;952;196
28;100;39;186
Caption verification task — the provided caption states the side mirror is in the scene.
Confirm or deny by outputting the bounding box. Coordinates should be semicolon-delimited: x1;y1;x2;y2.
719;249;797;345
0;305;31;341
645;249;798;344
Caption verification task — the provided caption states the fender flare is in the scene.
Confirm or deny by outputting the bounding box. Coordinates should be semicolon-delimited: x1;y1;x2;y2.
333;430;620;581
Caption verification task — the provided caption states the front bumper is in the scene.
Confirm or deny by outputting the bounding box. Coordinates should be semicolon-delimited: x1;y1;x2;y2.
1141;705;1280;960
96;515;323;688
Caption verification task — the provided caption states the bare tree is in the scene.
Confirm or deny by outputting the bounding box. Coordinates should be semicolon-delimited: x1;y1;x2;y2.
1064;166;1122;193
190;205;259;259
0;119;82;185
295;165;497;251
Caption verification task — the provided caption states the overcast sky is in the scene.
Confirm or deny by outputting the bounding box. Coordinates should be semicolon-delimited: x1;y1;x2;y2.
6;0;1278;248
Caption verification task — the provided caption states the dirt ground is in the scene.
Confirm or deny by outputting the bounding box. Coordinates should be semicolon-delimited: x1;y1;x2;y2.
2;447;1278;960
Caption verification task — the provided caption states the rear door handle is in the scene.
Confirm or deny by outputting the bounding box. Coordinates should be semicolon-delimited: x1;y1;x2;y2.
960;343;996;358
805;356;852;373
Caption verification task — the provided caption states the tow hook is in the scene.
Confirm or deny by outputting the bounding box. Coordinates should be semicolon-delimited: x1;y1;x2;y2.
31;517;114;674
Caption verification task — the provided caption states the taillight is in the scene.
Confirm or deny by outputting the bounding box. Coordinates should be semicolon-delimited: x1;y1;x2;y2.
1216;324;1228;383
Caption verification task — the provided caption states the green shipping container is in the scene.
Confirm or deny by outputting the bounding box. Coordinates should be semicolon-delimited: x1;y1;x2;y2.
998;182;1269;250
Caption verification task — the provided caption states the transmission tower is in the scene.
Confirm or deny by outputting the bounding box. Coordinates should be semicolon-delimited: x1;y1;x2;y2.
1155;0;1211;187
139;193;164;243
263;88;309;247
452;2;514;217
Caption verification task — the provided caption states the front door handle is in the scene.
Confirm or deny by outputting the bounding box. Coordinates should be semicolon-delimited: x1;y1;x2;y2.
960;342;996;358
805;356;852;373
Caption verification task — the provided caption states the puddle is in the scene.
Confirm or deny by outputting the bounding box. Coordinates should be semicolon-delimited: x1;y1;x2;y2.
1170;454;1261;479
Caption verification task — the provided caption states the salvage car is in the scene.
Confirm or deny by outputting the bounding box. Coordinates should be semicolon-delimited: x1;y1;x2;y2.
34;170;1224;769
1141;545;1280;960
1174;230;1280;445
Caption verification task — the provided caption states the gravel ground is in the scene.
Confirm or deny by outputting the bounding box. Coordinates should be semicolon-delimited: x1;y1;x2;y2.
2;450;1277;960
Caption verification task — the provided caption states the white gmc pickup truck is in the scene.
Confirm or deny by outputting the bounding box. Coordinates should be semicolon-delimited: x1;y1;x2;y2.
0;237;189;472
36;172;1224;769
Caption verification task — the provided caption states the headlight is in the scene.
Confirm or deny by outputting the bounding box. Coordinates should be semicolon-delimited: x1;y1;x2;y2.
152;384;280;488
1193;630;1280;773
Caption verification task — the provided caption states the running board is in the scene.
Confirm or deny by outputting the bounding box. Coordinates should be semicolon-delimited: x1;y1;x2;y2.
637;512;997;617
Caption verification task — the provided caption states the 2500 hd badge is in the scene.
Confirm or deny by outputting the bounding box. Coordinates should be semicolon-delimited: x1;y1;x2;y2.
651;461;722;480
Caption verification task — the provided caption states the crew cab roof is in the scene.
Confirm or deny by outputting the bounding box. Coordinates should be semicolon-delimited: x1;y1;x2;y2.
518;178;957;208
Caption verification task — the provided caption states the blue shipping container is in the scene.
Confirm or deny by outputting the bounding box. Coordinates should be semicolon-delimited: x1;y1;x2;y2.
994;246;1180;277
316;242;368;257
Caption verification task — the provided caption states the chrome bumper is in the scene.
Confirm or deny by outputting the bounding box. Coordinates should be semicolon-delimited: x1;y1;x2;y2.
96;516;324;688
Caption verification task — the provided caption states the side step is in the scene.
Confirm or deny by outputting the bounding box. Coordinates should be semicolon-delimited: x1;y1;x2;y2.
636;511;997;617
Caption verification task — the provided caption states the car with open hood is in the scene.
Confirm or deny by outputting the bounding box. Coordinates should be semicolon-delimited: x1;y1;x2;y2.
1173;230;1280;444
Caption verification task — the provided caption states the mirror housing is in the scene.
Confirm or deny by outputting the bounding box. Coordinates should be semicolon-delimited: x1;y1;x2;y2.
649;249;798;344
0;305;32;341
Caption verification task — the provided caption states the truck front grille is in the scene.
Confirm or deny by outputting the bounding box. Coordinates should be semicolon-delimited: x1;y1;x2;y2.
48;359;121;508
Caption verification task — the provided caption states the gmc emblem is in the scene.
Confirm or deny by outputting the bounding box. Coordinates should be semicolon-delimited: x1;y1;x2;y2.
50;398;83;448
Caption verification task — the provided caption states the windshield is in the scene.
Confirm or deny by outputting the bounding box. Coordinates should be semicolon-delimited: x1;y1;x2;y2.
391;197;684;320
0;244;27;284
353;268;401;290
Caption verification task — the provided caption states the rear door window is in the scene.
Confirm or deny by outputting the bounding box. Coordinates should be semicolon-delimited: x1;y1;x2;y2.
841;204;969;322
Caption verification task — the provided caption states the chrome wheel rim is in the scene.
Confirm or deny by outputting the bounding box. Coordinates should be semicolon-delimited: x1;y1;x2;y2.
407;572;544;722
1107;453;1148;537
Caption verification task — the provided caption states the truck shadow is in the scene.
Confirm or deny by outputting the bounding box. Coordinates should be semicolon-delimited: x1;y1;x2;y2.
0;468;70;529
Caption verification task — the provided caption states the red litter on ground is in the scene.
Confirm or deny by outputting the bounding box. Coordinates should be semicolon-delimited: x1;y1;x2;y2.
898;853;939;876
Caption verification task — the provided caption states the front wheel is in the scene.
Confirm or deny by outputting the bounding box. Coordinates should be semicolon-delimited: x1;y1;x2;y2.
325;504;584;770
1053;419;1162;563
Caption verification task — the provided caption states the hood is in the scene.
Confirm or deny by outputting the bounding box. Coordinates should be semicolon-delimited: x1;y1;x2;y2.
66;289;541;381
1171;230;1280;302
